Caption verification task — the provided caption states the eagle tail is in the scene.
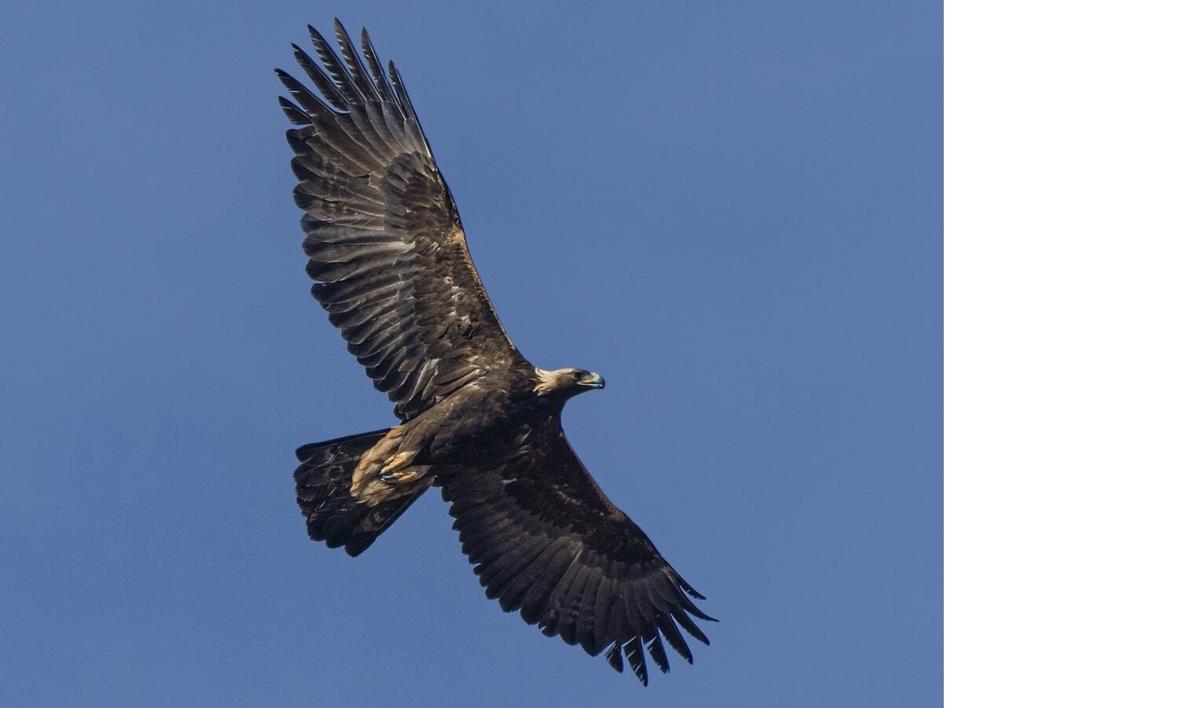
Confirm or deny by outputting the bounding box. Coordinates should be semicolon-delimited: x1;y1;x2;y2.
293;428;430;557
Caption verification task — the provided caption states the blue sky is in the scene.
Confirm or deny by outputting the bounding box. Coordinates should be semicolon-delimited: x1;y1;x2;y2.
0;2;940;705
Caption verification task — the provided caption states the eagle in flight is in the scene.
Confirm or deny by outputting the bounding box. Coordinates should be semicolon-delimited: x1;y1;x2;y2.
277;20;714;684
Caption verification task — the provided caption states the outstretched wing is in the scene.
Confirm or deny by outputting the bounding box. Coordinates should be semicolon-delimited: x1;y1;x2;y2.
277;21;527;421
438;422;716;685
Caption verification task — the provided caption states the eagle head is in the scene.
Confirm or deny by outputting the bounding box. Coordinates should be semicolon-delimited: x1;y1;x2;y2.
533;368;606;397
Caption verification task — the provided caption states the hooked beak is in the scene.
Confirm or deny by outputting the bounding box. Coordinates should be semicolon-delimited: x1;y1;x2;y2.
581;372;605;389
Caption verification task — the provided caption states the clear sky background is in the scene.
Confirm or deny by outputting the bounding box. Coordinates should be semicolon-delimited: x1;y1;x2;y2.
0;2;940;706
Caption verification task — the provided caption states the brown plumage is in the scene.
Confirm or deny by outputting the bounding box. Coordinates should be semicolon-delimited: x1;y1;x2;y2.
280;20;714;685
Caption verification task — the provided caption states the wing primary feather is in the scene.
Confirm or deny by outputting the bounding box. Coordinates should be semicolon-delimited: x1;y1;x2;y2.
360;28;400;105
291;44;349;109
657;613;693;664
277;77;378;172
388;61;433;157
358;28;408;142
275;69;333;118
306;23;392;162
307;24;361;103
670;606;711;646
645;630;670;674
333;19;379;101
279;96;309;125
676;574;707;601
675;586;719;622
604;643;624;673
623;639;649;686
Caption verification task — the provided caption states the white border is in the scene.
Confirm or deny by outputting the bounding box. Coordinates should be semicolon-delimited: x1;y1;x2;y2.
946;2;1200;705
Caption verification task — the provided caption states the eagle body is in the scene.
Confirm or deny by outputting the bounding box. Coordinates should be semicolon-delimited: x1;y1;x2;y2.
280;20;713;685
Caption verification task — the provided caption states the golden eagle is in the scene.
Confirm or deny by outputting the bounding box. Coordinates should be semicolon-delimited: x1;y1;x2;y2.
277;20;714;684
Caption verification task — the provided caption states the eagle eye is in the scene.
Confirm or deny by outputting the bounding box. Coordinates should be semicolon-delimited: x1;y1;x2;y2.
572;370;586;380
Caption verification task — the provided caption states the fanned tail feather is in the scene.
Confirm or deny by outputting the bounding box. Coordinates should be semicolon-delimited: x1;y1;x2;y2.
294;428;428;556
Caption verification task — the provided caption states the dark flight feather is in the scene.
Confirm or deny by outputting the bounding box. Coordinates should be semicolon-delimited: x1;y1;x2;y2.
624;639;648;686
